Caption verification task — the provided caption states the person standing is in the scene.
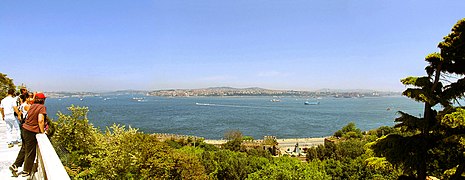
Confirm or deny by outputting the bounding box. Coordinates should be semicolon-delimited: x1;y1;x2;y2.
0;89;22;148
9;95;34;177
20;92;47;177
18;86;28;105
19;92;33;122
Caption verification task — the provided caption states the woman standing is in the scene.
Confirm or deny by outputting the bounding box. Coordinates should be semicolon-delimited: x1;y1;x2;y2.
9;93;35;177
20;92;47;177
19;93;34;122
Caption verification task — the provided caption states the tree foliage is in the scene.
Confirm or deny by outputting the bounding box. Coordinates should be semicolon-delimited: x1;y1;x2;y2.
51;105;100;177
52;106;209;179
0;73;15;100
334;122;363;139
372;18;465;179
91;125;207;180
224;129;245;152
201;150;270;180
247;157;330;180
308;124;401;179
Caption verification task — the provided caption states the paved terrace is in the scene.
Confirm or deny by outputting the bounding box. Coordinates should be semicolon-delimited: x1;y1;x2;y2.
0;119;27;180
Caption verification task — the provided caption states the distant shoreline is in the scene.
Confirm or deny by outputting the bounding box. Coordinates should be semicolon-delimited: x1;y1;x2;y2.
147;87;400;98
204;137;328;152
44;87;401;99
154;133;328;148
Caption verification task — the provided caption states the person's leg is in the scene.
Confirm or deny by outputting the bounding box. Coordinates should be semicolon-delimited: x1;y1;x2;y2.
10;127;26;177
12;118;22;143
14;127;26;166
4;117;14;146
23;129;37;175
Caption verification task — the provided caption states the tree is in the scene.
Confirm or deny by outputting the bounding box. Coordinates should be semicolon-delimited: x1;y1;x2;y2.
246;157;330;180
90;125;207;179
51;105;101;178
0;73;15;100
225;129;243;140
334;122;363;139
224;130;244;152
201;150;270;179
372;18;465;179
52;106;208;179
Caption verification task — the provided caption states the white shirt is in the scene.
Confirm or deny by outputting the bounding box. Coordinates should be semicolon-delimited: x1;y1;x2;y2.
1;96;17;117
20;101;29;119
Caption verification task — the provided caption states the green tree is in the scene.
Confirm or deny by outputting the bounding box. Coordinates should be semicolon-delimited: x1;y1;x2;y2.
90;125;207;179
308;125;402;179
224;130;244;152
52;106;208;179
334;122;363;139
372;18;465;179
201;150;269;180
51;105;100;177
0;73;15;99
247;157;330;180
374;126;398;138
438;108;465;179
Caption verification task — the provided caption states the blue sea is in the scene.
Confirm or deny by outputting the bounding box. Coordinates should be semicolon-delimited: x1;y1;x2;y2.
45;95;424;139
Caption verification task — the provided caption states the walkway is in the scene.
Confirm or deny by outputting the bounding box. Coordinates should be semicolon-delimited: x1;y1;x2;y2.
0;119;26;179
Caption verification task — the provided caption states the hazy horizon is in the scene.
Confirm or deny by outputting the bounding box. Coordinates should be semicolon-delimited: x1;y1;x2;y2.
2;1;464;92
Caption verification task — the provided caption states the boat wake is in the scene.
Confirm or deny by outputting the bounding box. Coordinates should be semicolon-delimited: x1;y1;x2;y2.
195;103;262;109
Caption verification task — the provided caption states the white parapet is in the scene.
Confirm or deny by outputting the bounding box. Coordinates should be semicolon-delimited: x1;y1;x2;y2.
36;134;70;180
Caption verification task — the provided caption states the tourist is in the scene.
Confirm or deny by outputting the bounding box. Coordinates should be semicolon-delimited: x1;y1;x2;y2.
9;94;34;177
0;89;22;148
18;86;28;105
22;93;34;121
19;92;47;178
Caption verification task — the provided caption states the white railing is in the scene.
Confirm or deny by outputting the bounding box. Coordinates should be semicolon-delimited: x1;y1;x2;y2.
35;134;70;180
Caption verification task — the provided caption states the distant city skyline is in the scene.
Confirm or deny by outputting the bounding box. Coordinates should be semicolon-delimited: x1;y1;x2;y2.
1;1;465;92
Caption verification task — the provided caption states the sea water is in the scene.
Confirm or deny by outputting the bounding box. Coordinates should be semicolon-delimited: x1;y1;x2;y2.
45;95;424;139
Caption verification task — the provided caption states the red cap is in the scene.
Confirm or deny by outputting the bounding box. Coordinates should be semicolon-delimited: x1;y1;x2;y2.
35;93;46;99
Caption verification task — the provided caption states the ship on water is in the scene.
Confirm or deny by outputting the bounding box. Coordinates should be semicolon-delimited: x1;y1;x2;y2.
304;101;320;105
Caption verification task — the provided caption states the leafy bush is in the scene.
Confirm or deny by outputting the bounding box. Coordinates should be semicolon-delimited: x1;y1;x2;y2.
51;105;100;177
52;106;208;179
201;150;270;179
334;122;363;139
247;157;330;180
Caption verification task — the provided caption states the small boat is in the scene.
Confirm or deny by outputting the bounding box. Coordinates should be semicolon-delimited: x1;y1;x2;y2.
270;99;281;102
132;97;145;102
304;101;319;105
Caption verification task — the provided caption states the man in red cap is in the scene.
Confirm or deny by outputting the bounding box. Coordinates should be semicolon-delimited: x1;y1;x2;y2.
12;92;47;178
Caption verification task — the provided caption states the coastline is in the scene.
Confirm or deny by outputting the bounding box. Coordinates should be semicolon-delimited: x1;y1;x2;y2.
204;137;327;154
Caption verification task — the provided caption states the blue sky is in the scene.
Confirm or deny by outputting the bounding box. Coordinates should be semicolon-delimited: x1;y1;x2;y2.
1;1;464;92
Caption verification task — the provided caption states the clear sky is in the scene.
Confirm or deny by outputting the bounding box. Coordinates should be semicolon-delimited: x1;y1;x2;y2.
1;1;464;92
